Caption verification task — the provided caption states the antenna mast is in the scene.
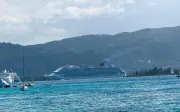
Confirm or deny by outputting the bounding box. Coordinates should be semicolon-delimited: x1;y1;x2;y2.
23;52;25;83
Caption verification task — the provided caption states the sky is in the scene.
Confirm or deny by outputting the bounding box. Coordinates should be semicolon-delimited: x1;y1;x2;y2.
0;0;180;45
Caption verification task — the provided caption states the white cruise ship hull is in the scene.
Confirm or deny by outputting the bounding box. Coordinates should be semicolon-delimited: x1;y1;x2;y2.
46;67;126;80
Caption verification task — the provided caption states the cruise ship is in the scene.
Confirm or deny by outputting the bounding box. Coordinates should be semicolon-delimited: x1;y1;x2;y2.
0;70;20;86
45;61;126;80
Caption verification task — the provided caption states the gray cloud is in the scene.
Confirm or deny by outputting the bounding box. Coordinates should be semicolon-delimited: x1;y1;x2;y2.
0;0;180;45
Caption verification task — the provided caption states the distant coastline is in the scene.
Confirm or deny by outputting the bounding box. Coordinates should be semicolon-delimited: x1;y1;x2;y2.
2;26;180;81
126;67;179;77
24;66;180;81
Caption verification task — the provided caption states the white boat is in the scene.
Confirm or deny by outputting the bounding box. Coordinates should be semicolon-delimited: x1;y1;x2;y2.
19;84;28;91
0;79;10;88
25;82;35;87
0;69;20;86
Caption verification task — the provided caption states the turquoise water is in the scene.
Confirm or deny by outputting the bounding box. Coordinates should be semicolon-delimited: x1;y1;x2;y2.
1;76;180;112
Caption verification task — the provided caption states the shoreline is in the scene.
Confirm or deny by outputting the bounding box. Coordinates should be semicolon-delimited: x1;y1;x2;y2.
126;74;176;77
35;75;178;85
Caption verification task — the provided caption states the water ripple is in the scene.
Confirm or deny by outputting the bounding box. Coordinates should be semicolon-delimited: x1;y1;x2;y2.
0;76;180;112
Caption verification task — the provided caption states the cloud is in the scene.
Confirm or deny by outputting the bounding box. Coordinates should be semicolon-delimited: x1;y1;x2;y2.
73;0;101;5
37;0;127;20
0;23;30;44
0;24;29;33
0;0;136;45
1;0;136;23
121;0;136;4
148;2;157;6
0;0;31;24
0;0;19;17
66;4;124;19
44;28;66;36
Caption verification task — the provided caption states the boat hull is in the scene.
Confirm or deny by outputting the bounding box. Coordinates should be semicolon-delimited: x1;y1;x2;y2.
19;86;28;91
0;79;10;88
47;67;126;80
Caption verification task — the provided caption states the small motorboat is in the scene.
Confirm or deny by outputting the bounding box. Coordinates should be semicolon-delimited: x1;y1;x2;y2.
19;84;28;91
0;79;10;88
26;83;35;87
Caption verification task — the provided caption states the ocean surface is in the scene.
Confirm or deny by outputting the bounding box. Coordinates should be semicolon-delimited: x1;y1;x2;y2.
1;75;180;112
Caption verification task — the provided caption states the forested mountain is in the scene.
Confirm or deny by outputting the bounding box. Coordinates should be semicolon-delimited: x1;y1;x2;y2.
1;26;180;80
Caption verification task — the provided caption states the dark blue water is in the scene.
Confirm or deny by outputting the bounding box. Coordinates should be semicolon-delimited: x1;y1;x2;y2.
0;76;180;112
